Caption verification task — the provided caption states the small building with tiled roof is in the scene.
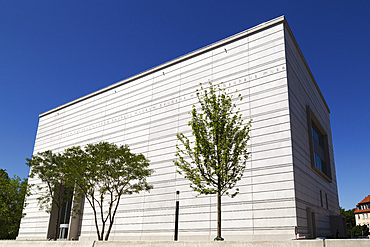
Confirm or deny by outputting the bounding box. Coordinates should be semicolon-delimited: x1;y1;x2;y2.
354;195;370;228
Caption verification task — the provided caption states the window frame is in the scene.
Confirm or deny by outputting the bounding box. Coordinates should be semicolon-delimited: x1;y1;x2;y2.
306;105;332;182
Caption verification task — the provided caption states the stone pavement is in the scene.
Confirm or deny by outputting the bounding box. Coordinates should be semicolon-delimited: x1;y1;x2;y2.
0;239;369;247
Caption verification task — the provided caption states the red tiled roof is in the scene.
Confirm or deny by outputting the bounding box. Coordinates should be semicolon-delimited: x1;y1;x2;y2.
357;195;370;207
354;208;370;214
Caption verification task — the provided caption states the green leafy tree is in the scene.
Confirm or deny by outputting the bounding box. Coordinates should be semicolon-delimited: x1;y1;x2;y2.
351;225;369;237
340;207;355;237
64;142;154;241
26;151;73;240
0;169;28;239
175;82;251;240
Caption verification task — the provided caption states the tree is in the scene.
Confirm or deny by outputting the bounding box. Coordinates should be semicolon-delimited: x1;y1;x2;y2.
351;225;369;237
0;169;28;239
340;207;355;237
64;142;154;241
26;151;73;240
175;82;251;240
340;207;370;238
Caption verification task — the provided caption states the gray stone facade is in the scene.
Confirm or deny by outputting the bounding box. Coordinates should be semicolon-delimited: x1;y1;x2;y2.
18;16;342;241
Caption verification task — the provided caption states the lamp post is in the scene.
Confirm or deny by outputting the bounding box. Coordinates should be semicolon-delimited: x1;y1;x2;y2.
174;191;180;241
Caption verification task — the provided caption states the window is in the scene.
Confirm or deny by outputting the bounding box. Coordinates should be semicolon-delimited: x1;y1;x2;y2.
320;190;323;207
312;122;327;173
307;106;331;182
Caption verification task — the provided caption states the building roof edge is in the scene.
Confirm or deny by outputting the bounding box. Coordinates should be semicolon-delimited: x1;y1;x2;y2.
356;195;370;207
40;16;287;118
354;208;370;214
282;19;330;113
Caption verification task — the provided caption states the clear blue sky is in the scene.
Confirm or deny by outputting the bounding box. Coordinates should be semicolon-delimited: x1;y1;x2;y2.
0;1;369;210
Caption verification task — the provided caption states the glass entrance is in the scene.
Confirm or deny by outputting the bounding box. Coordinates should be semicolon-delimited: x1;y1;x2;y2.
58;188;73;239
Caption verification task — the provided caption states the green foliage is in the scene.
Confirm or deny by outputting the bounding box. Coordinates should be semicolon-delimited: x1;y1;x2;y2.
175;82;251;239
64;142;153;241
0;169;28;239
175;82;251;196
26;142;153;241
26;151;72;240
351;225;369;237
26;151;72;213
340;207;356;237
340;207;370;237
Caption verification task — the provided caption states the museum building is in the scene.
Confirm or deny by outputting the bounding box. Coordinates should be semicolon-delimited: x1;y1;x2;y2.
17;16;344;241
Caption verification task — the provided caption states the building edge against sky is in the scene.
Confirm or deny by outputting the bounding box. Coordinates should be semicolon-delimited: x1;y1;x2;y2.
18;16;345;241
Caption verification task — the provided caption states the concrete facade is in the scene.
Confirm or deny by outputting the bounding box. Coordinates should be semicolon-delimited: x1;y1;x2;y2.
18;16;342;241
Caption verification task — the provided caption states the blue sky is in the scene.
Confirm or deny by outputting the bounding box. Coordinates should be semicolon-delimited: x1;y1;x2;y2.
0;1;369;210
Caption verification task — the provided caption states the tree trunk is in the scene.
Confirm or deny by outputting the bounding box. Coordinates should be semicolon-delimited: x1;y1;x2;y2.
217;191;222;240
105;194;122;240
92;205;102;240
105;213;114;241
